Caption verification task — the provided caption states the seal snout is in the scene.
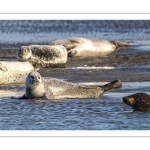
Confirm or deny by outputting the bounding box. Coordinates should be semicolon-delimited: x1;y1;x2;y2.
31;76;40;84
123;96;134;106
18;48;23;56
123;96;128;103
28;71;42;86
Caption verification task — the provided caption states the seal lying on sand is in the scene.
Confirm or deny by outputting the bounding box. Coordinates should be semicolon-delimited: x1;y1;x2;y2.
17;45;68;69
123;93;150;111
49;37;131;58
0;61;34;85
15;71;122;100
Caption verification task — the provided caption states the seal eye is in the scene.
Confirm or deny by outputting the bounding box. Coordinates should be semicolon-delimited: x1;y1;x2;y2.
38;76;41;79
30;76;34;79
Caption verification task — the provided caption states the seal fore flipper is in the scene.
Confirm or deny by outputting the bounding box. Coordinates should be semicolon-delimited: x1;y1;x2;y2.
70;38;84;44
29;57;46;69
11;94;27;99
0;63;8;72
68;49;77;57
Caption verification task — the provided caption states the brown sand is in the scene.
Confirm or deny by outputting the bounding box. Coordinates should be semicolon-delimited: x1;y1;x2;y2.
39;50;150;83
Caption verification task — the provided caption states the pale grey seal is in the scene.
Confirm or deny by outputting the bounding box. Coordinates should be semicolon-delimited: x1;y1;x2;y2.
0;61;34;85
49;37;131;58
16;71;122;100
123;93;150;111
17;45;68;69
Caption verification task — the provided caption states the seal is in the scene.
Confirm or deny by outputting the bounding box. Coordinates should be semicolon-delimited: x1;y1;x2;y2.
17;45;68;69
0;61;34;85
123;93;150;111
16;71;122;100
49;37;131;58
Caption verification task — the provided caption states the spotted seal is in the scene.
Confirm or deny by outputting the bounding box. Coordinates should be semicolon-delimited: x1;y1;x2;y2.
15;71;122;100
0;61;34;85
123;93;150;111
17;45;68;70
49;37;131;58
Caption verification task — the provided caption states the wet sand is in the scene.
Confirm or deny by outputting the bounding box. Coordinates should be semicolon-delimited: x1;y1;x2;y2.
0;42;150;83
39;46;150;83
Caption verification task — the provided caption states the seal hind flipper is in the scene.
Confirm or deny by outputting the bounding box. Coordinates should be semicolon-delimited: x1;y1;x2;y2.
111;41;131;49
0;63;8;72
102;79;122;92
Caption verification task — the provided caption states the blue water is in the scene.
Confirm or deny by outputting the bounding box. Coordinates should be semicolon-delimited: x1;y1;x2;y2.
0;20;150;130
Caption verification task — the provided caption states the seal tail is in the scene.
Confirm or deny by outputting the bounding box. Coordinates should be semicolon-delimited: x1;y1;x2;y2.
111;41;131;49
102;79;122;92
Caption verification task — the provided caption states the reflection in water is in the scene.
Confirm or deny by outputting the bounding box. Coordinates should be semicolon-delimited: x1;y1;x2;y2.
68;65;150;70
68;66;116;70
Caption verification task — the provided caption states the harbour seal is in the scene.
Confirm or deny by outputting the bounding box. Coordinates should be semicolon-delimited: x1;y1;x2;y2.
123;93;150;111
49;37;131;58
17;45;68;70
16;71;122;100
0;61;34;85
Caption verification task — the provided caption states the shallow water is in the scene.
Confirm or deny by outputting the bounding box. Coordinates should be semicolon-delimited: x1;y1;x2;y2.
1;20;150;130
0;81;150;130
68;65;150;70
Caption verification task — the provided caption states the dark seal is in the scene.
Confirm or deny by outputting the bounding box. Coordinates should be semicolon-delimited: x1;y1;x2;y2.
123;93;150;111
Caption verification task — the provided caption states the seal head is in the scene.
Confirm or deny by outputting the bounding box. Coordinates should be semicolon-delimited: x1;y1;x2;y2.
25;71;45;99
123;93;150;111
17;46;32;61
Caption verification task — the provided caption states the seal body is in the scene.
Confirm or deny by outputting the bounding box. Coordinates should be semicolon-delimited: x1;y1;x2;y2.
0;61;34;85
123;93;150;111
17;45;68;69
49;37;131;58
21;71;122;100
